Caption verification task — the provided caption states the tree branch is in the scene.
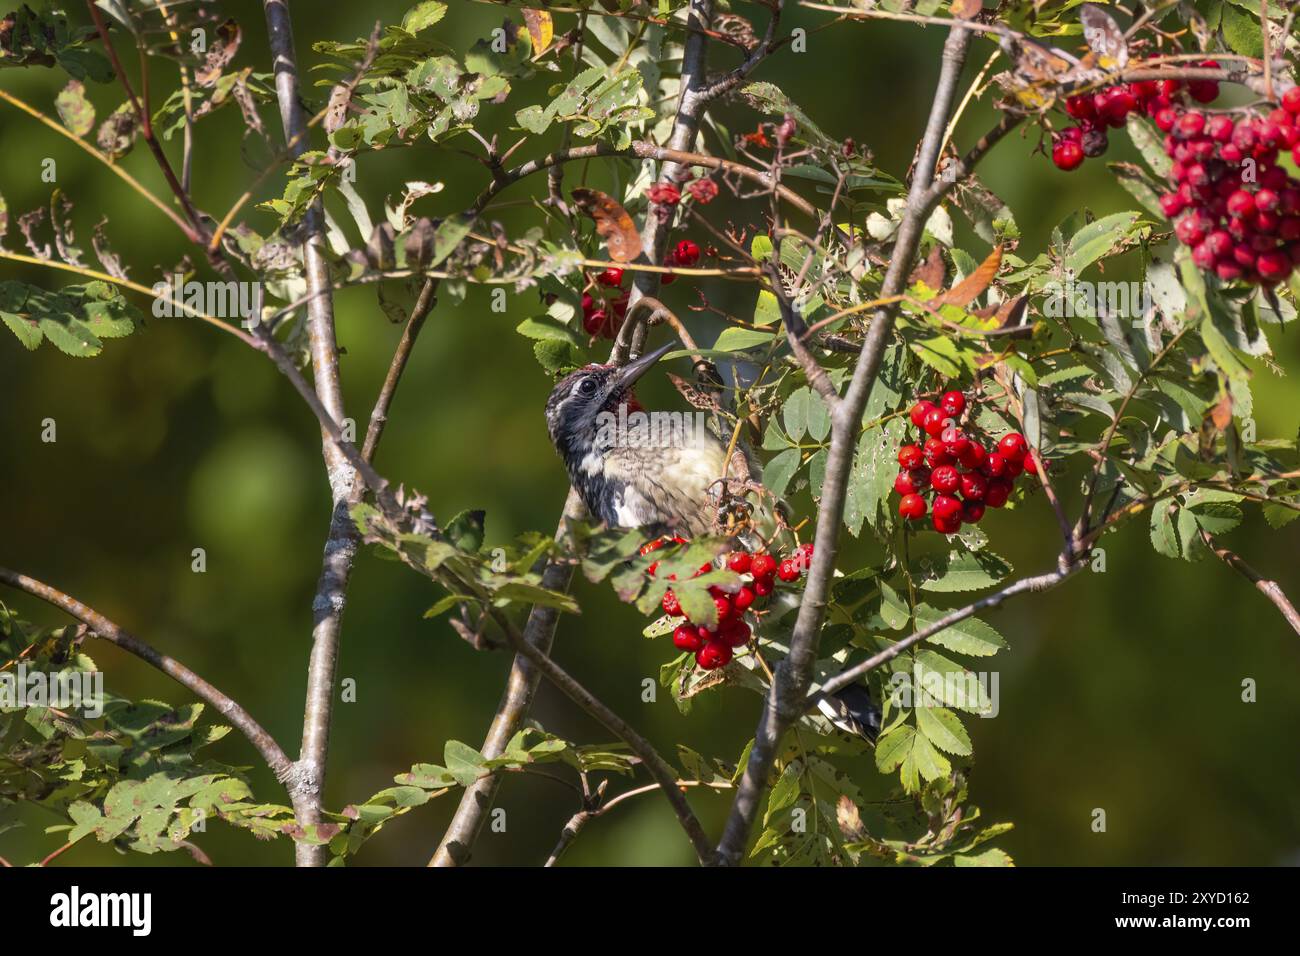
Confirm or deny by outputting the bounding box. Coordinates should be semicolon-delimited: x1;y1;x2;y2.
432;0;721;868
429;490;587;866
1199;531;1300;639
0;566;295;787
715;24;974;866
263;0;358;867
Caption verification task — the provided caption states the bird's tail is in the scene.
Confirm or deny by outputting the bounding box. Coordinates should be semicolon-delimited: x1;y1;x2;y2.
815;682;882;743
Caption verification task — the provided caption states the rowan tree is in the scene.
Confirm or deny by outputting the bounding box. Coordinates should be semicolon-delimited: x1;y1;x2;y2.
2;0;1298;868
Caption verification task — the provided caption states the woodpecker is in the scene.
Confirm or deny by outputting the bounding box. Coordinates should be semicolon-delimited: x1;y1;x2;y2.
544;342;752;538
544;342;880;742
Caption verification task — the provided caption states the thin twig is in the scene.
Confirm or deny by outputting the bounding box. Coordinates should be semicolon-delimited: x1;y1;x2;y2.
1199;531;1300;638
0;566;296;784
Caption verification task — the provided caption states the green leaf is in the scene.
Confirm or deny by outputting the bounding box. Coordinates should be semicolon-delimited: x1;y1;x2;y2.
443;740;487;787
402;1;448;34
914;604;1006;657
783;387;810;441
713;326;775;352
915;705;972;756
763;447;802;497
915;550;1012;592
1065;211;1141;275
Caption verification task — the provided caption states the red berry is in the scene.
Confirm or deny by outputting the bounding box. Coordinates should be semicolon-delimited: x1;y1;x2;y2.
1188;62;1220;103
933;494;962;521
733;586;755;612
1257;250;1291;281
1052;139;1085;171
687;178;719;203
719;618;751;648
940;425;970;458
695;639;732;670
984;453;1007;478
1065;94;1096;121
750;554;776;578
899;493;927;520
710;595;731;622
1154;107;1178;133
940;390;966;417
1174;112;1206;139
753;575;774;597
959;442;987;471
898;444;924;469
727;551;752;574
1023;453;1039;477
1159;193;1185;218
648;182;681;205
923;437;952;467
1003;455;1025;479
959;472;988;502
776;559;801;583
961;500;986;524
998;432;1028;462
985;477;1012;508
923;407;947;437
931;464;960;494
597;267;624;287
673;624;704;651
673;239;701;267
910;400;937;428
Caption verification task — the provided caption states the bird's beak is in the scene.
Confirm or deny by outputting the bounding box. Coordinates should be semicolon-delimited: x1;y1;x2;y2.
613;341;676;388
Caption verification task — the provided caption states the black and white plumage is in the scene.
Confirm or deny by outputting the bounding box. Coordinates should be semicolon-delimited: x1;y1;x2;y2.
545;343;748;537
544;342;880;742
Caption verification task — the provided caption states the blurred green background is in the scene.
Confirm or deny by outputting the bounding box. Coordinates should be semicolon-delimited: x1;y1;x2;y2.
2;1;1298;867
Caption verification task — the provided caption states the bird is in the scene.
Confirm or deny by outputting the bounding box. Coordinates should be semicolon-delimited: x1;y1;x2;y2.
544;341;881;742
544;341;753;538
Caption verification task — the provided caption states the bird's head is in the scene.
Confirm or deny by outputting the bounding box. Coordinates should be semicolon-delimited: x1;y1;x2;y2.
544;341;674;459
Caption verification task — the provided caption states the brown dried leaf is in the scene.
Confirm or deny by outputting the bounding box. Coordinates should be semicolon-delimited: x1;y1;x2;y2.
836;795;868;842
932;244;1002;308
909;244;946;291
522;9;553;56
950;0;982;19
1080;3;1127;69
96;102;138;159
92;218;128;279
571;187;642;263
195;19;241;88
666;372;722;410
1210;393;1233;430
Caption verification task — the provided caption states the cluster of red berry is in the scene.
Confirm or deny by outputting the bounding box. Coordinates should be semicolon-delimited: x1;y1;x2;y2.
641;537;814;670
893;391;1035;533
581;241;704;337
1158;86;1300;285
581;270;629;338
648;176;719;208
1051;66;1220;171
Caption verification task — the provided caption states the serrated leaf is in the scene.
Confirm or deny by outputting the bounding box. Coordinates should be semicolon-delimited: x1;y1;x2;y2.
915;705;972;756
914;604;1006;656
915;550;1012;592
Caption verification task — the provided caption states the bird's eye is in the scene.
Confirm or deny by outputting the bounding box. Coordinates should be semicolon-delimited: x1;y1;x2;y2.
578;378;598;396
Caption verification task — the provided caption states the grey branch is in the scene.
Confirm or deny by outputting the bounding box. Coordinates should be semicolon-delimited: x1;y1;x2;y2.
263;0;357;867
715;24;974;866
